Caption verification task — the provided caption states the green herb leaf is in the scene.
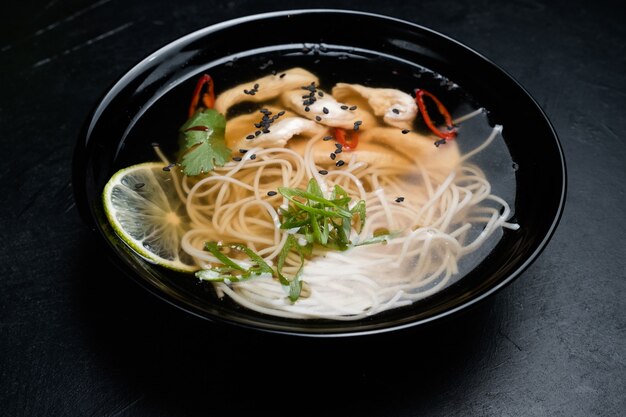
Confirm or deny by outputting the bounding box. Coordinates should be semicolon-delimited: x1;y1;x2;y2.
354;230;400;247
306;177;324;198
277;179;365;252
277;235;305;302
278;186;353;219
351;200;366;233
178;109;231;176
197;241;273;282
197;179;385;303
230;243;274;274
203;241;246;271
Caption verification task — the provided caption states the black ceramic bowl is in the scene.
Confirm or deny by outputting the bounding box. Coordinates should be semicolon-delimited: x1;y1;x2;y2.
72;9;566;337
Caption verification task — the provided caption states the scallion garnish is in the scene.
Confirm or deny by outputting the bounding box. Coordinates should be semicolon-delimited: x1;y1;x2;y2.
197;178;396;302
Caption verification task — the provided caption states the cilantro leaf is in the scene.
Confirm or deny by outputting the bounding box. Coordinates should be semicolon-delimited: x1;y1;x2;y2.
178;109;231;176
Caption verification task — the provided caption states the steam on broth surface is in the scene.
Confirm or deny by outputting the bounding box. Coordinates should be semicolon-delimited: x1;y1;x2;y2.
110;52;519;320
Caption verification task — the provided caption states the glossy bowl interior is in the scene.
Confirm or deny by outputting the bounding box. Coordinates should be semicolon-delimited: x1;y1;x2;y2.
72;9;566;337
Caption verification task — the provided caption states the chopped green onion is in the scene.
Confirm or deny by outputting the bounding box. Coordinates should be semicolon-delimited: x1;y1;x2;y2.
197;178;389;302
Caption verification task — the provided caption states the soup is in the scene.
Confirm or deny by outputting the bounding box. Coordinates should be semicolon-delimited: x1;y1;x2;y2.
104;54;518;321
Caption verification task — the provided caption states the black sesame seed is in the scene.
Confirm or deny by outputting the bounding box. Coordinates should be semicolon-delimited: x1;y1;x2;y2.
262;129;270;134
330;153;336;160
349;105;357;111
255;130;262;136
318;91;324;97
277;111;285;116
335;143;343;149
334;148;342;154
318;170;328;175
323;135;333;141
233;157;242;162
395;197;405;203
267;191;277;196
135;182;145;189
280;73;286;78
322;107;329;114
250;154;257;160
246;134;255;140
340;105;349;110
392;108;400;114
239;149;248;154
315;115;322;121
402;129;410;134
305;106;310;112
253;83;259;89
336;160;345;167
434;139;447;147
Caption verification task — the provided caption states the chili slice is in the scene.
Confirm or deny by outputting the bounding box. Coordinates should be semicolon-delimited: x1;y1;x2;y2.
188;74;215;117
415;89;457;140
334;127;359;151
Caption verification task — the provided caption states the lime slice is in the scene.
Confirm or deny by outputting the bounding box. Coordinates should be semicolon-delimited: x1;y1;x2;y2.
102;162;197;273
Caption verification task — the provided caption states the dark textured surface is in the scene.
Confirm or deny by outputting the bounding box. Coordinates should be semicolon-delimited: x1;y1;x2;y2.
1;0;624;416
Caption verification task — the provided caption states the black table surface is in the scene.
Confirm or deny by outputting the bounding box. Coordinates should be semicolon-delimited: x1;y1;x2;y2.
2;0;624;416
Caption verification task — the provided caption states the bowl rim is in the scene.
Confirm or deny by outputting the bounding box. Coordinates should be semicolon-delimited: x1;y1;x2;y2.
73;8;567;337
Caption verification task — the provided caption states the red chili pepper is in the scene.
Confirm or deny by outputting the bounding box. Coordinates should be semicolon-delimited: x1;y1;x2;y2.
334;127;359;151
414;89;457;140
188;74;215;117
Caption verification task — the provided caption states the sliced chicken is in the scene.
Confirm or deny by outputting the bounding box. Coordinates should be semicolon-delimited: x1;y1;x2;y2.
359;127;460;172
287;138;412;168
280;89;378;130
226;107;327;152
214;67;319;115
332;83;417;130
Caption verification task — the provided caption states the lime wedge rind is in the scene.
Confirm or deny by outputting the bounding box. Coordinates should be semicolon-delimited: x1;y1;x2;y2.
102;162;198;273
